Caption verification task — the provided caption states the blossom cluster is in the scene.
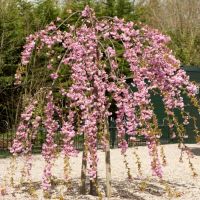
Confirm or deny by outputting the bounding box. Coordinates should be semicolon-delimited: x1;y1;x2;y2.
42;91;59;191
10;100;38;155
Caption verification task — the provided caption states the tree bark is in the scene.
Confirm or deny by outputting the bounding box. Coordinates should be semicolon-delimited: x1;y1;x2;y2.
105;118;112;198
89;175;98;196
80;137;87;195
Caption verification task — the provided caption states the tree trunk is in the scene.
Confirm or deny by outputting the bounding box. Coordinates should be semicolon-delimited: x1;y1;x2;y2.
105;118;112;198
89;175;98;196
80;138;87;195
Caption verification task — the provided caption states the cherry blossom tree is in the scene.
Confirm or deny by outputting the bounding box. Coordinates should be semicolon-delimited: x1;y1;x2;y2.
10;6;200;198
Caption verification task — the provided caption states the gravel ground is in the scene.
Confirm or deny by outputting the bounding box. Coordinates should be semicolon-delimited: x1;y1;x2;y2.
0;144;200;200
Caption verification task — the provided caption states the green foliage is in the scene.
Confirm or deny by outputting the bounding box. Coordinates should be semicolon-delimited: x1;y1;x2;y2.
116;0;132;18
34;0;60;29
167;31;200;66
0;0;62;131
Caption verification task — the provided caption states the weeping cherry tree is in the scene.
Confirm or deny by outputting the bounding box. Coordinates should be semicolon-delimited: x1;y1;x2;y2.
10;6;200;198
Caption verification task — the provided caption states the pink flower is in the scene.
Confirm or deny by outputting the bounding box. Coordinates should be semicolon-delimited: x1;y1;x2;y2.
50;73;58;80
106;47;116;57
47;64;53;69
81;5;94;18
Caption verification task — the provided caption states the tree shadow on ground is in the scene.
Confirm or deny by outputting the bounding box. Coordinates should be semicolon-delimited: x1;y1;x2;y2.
191;147;200;156
110;178;165;199
7;176;193;200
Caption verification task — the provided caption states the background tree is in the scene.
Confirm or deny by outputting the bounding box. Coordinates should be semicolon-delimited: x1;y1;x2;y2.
145;0;200;66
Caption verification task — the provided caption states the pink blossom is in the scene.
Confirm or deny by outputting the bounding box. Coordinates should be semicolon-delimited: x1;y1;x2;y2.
50;73;58;80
